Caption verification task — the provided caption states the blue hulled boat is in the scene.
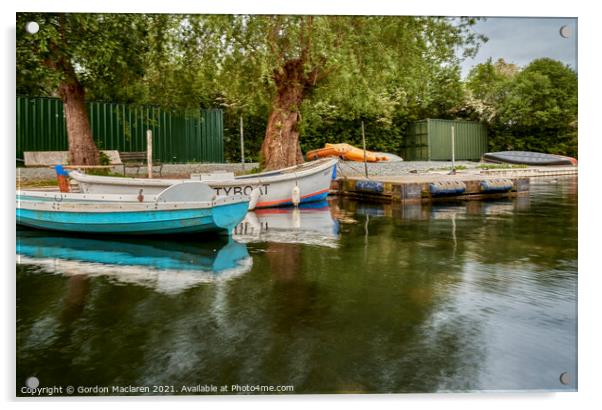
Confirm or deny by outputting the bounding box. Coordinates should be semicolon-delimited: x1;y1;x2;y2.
16;181;249;235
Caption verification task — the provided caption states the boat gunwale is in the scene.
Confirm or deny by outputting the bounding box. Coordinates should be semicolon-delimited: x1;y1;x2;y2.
16;194;249;213
69;158;338;188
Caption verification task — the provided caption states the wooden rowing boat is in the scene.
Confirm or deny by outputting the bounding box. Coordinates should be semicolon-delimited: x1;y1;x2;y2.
69;158;338;210
16;181;249;235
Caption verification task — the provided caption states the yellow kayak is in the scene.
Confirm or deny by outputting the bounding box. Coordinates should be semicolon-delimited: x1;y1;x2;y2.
306;143;388;162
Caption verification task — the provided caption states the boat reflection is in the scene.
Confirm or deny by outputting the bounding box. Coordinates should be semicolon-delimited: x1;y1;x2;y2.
16;228;252;294
233;200;340;247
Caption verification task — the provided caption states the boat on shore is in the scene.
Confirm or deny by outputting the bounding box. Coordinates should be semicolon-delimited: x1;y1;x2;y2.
16;181;249;235
482;151;577;166
69;157;338;210
306;143;388;162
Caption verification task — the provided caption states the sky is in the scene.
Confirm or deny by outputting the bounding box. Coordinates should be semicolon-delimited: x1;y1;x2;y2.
460;17;578;78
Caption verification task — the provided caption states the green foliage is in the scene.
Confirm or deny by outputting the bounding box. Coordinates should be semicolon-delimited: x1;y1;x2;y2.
17;13;155;100
98;151;110;166
20;14;576;164
224;112;268;163
17;179;59;188
150;16;482;159
476;164;528;169
461;58;577;157
87;168;111;176
209;16;483;160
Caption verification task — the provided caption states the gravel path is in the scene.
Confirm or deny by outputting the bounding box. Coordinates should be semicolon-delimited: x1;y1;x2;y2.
336;160;480;177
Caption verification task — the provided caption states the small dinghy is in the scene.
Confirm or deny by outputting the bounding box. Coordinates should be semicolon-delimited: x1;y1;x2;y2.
69;157;338;210
482;151;577;166
16;181;249;235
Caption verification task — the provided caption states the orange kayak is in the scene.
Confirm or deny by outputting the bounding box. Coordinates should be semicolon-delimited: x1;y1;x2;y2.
306;143;388;162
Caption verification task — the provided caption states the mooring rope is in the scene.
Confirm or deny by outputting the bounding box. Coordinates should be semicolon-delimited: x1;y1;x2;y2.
337;160;372;180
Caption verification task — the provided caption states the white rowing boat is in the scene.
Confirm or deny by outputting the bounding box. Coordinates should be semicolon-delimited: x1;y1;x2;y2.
69;158;338;210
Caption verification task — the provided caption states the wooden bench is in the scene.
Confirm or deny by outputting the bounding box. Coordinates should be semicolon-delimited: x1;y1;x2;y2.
120;151;163;176
23;150;122;169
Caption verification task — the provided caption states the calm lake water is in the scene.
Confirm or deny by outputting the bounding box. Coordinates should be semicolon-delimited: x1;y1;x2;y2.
16;176;577;395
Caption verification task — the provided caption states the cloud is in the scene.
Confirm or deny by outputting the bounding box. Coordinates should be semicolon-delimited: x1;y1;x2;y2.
461;17;577;77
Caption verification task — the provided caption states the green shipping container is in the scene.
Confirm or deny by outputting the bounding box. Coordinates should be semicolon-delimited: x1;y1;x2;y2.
16;96;224;163
402;119;488;161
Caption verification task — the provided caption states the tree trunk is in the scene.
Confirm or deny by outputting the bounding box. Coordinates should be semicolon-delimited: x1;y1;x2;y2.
58;79;99;166
261;59;307;170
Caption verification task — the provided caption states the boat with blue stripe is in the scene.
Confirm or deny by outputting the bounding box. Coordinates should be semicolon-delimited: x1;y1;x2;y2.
69;158;338;210
16;181;249;235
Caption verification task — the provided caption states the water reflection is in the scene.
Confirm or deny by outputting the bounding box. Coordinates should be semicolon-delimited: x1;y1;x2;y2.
234;200;340;247
16;177;577;394
17;229;252;294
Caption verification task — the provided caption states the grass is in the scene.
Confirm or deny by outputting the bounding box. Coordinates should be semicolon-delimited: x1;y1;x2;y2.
425;163;529;172
428;165;469;171
17;179;58;188
476;163;529;169
235;166;263;176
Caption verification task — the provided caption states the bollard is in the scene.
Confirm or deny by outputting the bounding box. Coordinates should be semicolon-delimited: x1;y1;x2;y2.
55;165;70;193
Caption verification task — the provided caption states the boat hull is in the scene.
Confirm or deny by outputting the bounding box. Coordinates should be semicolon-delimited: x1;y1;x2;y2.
307;143;387;162
71;158;338;209
482;151;577;166
16;194;249;235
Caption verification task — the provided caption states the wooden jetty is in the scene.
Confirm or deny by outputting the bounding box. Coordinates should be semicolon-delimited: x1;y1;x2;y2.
333;165;577;203
334;174;531;203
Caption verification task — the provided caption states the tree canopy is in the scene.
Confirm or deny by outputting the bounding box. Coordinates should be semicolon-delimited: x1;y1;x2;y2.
16;13;577;165
141;15;485;168
17;13;164;164
463;58;577;157
17;13;156;99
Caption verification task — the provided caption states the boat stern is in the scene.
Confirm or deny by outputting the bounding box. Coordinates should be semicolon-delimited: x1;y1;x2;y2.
212;196;250;233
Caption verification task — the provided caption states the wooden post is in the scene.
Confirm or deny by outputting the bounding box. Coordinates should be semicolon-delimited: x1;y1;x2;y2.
240;116;245;172
361;121;368;178
451;125;455;172
147;129;153;179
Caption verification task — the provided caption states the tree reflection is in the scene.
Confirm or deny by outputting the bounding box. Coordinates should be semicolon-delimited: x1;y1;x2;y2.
16;177;577;394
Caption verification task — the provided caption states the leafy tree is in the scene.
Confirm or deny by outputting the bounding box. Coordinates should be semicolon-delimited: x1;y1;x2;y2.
497;58;577;156
17;14;484;167
17;13;155;164
463;58;577;157
459;58;518;123
176;15;484;169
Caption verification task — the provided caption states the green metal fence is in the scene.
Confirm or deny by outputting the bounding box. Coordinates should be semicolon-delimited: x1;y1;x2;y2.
402;118;488;161
16;96;224;163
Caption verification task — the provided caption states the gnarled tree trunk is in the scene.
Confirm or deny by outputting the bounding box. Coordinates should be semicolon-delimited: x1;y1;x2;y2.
58;78;99;166
261;59;307;170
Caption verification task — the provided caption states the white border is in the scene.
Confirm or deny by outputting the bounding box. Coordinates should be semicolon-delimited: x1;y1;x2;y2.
3;1;600;409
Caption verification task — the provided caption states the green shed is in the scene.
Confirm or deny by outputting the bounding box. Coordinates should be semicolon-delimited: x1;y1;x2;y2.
401;119;488;161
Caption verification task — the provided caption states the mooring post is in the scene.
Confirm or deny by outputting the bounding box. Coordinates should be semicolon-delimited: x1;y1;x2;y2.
362;121;368;178
450;125;456;175
451;125;456;174
146;129;153;179
240;116;245;172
